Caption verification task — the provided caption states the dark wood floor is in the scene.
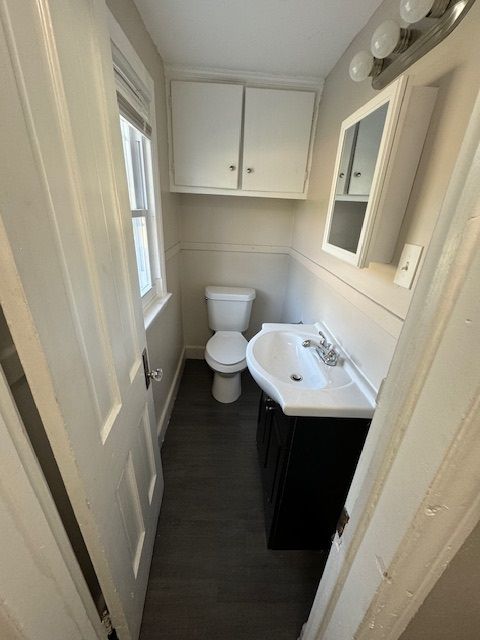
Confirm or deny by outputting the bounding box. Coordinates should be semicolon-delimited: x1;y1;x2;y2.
140;360;325;640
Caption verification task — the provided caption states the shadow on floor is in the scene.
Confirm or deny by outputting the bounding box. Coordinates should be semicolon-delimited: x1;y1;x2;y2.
140;360;326;640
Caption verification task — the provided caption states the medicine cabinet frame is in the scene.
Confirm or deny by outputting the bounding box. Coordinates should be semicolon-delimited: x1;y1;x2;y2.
322;75;437;268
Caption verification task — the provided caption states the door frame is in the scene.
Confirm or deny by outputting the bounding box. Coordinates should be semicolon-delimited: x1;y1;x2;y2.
303;88;480;639
0;354;105;640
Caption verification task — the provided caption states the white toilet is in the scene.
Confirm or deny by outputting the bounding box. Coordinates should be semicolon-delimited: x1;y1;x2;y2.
204;285;256;403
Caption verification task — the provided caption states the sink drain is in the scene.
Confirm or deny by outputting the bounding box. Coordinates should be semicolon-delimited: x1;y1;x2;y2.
290;373;303;382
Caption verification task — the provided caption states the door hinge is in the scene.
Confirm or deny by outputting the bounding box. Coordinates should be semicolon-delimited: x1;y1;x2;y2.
101;609;118;639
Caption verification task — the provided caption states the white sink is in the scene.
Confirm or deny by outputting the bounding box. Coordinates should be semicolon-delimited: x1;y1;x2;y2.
246;323;375;418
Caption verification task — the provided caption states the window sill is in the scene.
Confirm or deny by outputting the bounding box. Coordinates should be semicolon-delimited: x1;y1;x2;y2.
144;292;172;330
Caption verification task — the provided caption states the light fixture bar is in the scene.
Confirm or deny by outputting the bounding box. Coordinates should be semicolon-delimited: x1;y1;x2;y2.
373;0;475;90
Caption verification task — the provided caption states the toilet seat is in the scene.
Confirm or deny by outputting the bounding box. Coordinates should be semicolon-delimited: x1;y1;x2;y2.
206;331;247;364
205;331;248;373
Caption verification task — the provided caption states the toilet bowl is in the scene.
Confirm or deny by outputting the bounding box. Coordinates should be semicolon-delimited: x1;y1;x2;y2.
204;286;256;403
205;331;248;403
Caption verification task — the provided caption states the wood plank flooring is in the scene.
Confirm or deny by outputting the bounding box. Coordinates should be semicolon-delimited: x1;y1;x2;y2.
140;360;325;640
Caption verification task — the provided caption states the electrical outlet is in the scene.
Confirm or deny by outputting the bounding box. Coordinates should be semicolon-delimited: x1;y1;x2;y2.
394;244;423;289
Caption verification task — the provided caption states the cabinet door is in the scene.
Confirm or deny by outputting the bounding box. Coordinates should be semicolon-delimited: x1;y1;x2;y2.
347;103;388;196
264;407;292;505
335;124;357;196
242;87;315;194
264;417;285;505
170;81;243;189
257;393;273;466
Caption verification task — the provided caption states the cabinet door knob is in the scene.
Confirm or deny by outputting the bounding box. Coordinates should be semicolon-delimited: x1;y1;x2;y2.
229;165;236;171
353;171;362;177
339;172;345;178
246;167;254;174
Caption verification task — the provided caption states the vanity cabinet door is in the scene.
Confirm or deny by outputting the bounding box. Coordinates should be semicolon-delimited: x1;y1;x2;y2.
256;394;371;550
170;81;243;189
242;87;316;194
348;103;388;196
256;393;273;466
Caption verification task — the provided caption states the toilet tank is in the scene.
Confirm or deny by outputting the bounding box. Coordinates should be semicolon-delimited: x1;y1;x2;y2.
205;286;256;331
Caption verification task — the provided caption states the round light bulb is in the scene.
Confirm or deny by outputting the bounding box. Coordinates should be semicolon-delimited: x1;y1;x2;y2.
349;50;374;82
371;20;402;59
399;0;436;23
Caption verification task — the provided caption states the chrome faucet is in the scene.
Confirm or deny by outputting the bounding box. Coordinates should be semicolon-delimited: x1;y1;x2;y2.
302;330;338;366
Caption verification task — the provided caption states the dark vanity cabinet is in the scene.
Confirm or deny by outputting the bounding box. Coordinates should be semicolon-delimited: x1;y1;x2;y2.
256;392;370;550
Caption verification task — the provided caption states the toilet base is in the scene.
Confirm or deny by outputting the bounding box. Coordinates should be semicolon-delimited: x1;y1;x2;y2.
212;370;242;403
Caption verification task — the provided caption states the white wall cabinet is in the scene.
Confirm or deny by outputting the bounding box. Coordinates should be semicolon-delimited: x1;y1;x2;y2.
242;88;316;194
323;76;437;268
168;78;318;199
171;81;243;189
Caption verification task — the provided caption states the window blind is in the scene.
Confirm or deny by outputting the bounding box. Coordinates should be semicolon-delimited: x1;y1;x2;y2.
114;64;152;138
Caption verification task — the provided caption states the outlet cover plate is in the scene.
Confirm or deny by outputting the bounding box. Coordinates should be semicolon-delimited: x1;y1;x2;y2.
394;244;423;289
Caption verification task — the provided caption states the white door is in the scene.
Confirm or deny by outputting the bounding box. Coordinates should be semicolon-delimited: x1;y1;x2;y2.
242;87;316;194
0;363;104;640
0;1;162;639
171;80;244;189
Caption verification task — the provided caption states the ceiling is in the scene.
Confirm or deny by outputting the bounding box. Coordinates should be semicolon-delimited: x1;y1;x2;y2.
133;0;384;79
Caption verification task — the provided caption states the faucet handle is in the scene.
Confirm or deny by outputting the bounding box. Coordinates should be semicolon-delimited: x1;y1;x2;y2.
318;331;328;346
324;347;338;366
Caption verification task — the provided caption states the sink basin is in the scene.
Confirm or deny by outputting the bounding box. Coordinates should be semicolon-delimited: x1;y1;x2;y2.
246;323;375;418
250;329;351;390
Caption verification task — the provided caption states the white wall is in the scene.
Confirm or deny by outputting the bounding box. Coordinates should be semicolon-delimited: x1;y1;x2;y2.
109;0;479;402
284;0;480;390
107;0;184;437
282;257;397;391
399;520;480;640
176;0;480;385
178;194;293;352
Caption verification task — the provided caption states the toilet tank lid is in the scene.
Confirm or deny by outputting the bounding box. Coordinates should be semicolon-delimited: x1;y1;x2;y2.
205;286;256;302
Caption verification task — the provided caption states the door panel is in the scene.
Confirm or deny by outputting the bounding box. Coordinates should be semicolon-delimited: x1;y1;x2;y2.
0;1;163;638
242;87;315;193
348;103;388;196
171;80;243;189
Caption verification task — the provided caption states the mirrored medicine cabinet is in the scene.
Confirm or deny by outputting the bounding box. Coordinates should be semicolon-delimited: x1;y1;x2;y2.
322;76;437;268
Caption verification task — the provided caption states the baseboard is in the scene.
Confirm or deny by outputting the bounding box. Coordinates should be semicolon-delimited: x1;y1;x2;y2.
185;345;205;359
156;347;185;443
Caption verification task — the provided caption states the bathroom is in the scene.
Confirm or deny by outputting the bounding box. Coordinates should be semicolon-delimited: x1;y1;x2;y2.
0;0;479;639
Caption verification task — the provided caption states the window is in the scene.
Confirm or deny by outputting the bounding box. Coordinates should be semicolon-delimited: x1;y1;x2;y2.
108;12;167;316
119;116;155;298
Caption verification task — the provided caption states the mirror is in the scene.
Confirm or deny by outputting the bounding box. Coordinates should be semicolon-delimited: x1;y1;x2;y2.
323;76;436;268
327;103;388;255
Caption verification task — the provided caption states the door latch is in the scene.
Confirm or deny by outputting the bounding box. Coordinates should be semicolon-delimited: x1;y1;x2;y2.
148;368;163;383
142;348;163;389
